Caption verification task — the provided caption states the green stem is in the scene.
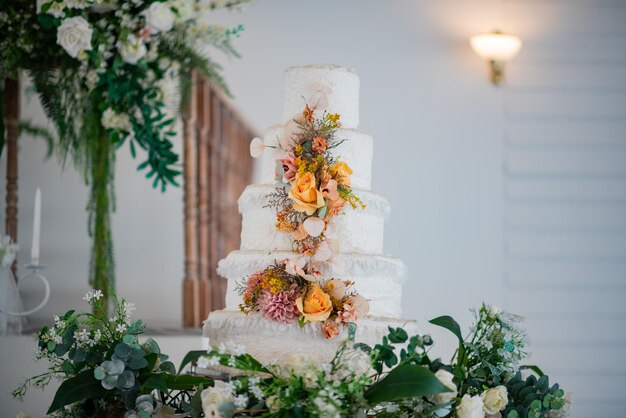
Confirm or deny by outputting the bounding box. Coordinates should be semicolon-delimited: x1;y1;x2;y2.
87;106;115;314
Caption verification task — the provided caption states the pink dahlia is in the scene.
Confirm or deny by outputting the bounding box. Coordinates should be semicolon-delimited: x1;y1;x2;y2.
259;290;297;323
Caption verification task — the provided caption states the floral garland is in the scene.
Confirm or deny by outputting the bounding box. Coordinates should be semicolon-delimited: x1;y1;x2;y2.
247;105;368;337
0;0;249;310
15;299;570;417
236;258;369;339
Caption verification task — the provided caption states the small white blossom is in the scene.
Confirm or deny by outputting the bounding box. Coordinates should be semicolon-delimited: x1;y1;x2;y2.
115;323;127;334
117;35;147;64
233;394;248;409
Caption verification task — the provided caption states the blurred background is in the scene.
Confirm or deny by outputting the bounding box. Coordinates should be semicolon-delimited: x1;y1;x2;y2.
1;0;625;416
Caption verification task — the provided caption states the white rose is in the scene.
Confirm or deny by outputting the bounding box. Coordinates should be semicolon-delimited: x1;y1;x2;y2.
143;2;175;33
201;381;234;418
266;395;282;413
169;0;194;21
340;348;373;378
57;16;93;58
481;386;508;415
101;108;131;131
429;369;458;405
456;394;485;418
279;352;317;377
117;35;147;64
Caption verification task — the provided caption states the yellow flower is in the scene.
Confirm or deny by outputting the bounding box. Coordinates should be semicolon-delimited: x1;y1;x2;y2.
329;161;353;186
288;172;325;215
327;113;341;123
296;284;333;323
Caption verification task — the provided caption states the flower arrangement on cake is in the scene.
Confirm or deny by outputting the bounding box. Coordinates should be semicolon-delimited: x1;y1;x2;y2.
236;259;369;339
251;105;365;256
245;105;371;338
14;296;570;418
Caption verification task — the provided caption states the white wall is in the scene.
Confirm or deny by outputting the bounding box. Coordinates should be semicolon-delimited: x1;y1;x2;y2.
1;0;625;416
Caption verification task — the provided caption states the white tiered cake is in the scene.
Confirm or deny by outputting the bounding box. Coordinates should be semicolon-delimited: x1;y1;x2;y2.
203;65;417;364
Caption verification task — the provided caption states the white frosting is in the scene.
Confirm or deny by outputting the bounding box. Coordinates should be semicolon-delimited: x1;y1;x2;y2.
239;185;388;255
218;250;406;318
283;65;360;129
203;310;419;365
258;125;373;190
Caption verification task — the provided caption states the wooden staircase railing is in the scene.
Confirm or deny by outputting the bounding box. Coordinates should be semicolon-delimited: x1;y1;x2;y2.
182;72;256;328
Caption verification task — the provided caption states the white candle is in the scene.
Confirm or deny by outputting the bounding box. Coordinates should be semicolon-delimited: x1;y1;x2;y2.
31;188;41;266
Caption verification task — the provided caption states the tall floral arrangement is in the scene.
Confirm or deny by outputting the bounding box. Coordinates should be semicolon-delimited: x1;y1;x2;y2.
0;0;248;310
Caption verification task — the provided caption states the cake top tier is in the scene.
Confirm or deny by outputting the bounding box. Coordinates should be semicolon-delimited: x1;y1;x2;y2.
282;65;360;129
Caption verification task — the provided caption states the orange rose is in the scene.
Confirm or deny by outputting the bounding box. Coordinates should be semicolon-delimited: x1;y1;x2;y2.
288;172;325;215
296;284;333;323
329;162;353;187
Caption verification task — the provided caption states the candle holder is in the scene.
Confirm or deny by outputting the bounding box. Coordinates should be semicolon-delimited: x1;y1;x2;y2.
0;264;50;317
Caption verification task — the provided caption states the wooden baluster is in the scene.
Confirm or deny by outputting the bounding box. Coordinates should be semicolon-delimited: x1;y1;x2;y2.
208;95;223;311
4;78;20;279
197;79;211;321
182;71;200;327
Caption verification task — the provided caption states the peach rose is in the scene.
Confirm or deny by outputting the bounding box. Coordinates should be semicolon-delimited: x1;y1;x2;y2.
288;172;325;215
323;278;346;302
321;320;339;339
346;294;370;317
312;136;328;153
329;162;353;186
321;174;339;201
296;284;333;323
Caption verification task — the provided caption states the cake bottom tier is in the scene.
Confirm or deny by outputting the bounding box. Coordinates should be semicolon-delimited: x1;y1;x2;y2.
203;310;419;365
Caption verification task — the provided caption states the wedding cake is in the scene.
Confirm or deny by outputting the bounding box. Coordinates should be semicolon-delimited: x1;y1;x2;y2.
203;65;417;364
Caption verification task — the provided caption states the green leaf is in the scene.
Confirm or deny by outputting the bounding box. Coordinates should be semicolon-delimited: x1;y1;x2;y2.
178;350;207;374
162;374;213;391
47;369;107;413
142;374;168;393
387;327;408;344
364;364;450;405
429;316;463;343
520;365;545;377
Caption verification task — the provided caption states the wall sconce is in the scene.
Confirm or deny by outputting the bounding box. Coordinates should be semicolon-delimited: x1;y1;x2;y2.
470;31;522;86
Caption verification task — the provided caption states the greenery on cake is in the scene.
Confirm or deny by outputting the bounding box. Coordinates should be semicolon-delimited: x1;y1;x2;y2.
14;297;569;418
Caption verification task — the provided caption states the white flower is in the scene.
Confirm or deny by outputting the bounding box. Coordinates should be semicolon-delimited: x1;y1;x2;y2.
83;289;104;303
265;395;282;413
116;323;128;333
339;348;373;378
429;369;458;405
456;394;484;418
39;0;66;18
201;381;234;417
233;394;248;409
249;137;265;158
197;355;221;368
117;35;147;64
66;0;91;9
57;16;93;58
143;2;175;33
280;352;317;378
101;108;132;131
85;70;100;89
489;305;502;318
169;0;194;21
481;386;508;415
0;235;19;267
